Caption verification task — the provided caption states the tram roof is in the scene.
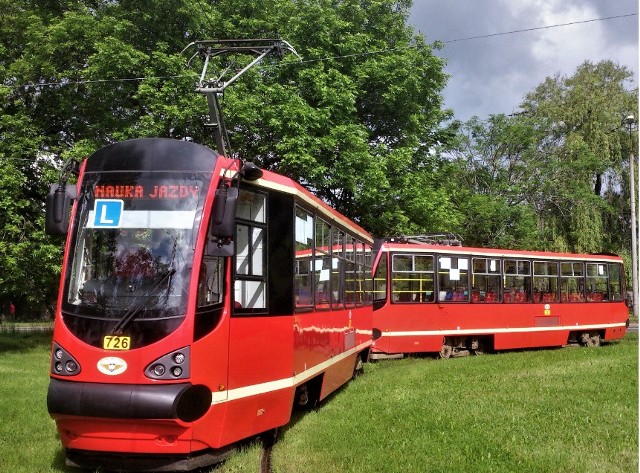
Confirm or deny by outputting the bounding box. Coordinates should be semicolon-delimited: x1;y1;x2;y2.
380;242;623;263
238;167;373;244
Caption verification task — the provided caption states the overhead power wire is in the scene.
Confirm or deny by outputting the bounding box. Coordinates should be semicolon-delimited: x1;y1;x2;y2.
440;13;637;44
4;74;196;91
3;12;636;91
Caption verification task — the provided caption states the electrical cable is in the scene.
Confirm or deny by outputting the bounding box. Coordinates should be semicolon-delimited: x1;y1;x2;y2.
440;13;637;44
2;12;636;92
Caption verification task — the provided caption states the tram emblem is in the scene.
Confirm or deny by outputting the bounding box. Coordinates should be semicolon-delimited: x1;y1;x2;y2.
97;356;128;375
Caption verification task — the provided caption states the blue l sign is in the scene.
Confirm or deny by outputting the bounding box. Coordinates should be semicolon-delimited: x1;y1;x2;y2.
93;199;124;227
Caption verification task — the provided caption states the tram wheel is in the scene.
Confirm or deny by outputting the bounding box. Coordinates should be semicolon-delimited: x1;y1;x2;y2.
470;337;485;356
295;385;308;407
353;356;364;379
472;345;485;356
581;332;601;348
439;340;453;359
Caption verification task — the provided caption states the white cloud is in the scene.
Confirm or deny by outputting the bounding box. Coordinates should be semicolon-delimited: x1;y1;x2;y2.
409;0;638;121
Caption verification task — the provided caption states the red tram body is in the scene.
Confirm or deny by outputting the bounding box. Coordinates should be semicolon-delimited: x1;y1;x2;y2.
371;239;629;358
46;138;373;471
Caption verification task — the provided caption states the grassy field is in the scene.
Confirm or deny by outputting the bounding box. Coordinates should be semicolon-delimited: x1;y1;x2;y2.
266;335;639;473
0;332;637;473
0;331;64;473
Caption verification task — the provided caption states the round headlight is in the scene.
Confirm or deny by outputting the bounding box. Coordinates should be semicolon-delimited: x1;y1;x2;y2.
54;349;64;360
172;366;183;377
152;364;166;377
65;361;78;373
173;353;185;364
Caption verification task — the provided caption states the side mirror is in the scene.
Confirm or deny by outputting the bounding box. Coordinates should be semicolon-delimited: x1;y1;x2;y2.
45;184;76;235
208;186;238;257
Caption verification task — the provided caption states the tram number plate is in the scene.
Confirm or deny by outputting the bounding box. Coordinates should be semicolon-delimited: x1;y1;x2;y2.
103;336;131;350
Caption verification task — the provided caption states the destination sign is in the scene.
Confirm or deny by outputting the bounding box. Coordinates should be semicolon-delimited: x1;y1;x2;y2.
94;185;200;200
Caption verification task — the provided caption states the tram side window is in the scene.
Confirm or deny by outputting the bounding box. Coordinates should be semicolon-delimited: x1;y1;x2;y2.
609;263;624;301
472;258;501;303
314;219;332;309
392;254;434;303
503;259;531;303
344;237;355;307
373;253;388;303
354;242;366;306
234;190;267;310
586;263;608;301
331;230;345;309
560;262;585;302
438;256;469;302
533;261;559;303
294;207;314;310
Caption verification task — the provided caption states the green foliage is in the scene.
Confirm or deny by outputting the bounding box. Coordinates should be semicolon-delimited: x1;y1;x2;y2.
211;0;452;233
447;114;546;249
448;61;637;256
519;60;637;253
0;0;452;311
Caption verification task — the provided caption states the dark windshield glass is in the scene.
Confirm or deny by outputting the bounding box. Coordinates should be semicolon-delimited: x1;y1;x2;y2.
67;227;191;315
62;171;212;347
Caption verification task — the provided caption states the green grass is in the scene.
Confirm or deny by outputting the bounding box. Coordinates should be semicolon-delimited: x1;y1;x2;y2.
269;335;638;473
0;331;65;473
1;332;636;472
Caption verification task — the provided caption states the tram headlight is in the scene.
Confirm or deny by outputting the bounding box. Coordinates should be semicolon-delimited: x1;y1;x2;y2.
173;353;185;364
50;343;82;377
145;347;190;380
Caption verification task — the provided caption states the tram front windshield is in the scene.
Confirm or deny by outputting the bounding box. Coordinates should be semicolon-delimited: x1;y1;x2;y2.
62;171;211;347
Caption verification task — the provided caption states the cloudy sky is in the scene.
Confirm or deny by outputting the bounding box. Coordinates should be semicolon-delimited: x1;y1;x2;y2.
408;0;638;121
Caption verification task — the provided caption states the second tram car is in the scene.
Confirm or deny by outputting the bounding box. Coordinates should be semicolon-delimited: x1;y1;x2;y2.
371;237;629;358
45;138;374;471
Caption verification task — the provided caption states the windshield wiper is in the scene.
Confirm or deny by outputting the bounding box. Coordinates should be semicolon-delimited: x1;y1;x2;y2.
111;268;176;335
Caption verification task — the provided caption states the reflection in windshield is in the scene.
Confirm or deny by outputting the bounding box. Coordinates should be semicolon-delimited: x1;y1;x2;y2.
67;227;191;318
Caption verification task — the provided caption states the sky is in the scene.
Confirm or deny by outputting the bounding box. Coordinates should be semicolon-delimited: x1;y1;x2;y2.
408;0;639;122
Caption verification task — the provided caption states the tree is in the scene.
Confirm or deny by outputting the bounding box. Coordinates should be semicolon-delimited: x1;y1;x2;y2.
207;0;454;235
446;114;545;249
1;0;214;316
520;60;637;253
1;0;453;313
448;60;637;257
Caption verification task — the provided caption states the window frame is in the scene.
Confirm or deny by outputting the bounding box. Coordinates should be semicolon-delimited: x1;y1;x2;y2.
391;253;435;304
437;255;470;303
471;257;502;303
233;189;268;313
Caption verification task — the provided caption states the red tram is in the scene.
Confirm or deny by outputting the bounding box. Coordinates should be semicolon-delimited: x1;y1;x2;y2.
45;138;373;470
371;236;629;358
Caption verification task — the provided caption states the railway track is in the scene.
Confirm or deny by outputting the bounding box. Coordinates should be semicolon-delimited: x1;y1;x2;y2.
259;429;278;473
